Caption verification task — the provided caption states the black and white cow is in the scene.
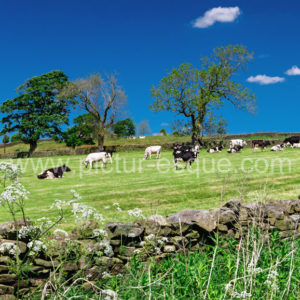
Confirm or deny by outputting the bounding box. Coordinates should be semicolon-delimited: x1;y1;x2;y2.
283;136;300;147
207;146;223;153
227;145;243;153
37;165;71;179
252;140;271;150
173;144;199;169
270;144;284;151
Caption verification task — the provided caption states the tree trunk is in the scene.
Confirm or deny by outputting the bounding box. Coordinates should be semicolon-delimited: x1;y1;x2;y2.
97;134;105;151
191;115;202;145
29;141;37;156
3;143;6;154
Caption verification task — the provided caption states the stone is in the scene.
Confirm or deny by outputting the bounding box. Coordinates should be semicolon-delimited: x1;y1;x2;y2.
0;274;17;284
185;230;200;239
163;245;176;253
0;295;16;300
110;240;121;246
222;199;241;214
72;219;99;239
0;257;10;264
34;258;59;268
242;202;266;218
106;222;144;239
145;215;171;236
0;265;9;273
265;205;284;220
0;284;14;295
170;236;188;247
62;262;78;272
167;209;218;232
0;239;27;254
289;215;300;224
30;279;45;287
119;246;135;257
0;218;31;240
83;281;96;292
217;224;228;232
275;218;294;231
217;208;237;224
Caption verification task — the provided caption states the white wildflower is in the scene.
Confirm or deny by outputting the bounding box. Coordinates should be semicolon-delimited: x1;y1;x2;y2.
102;271;112;279
0;182;29;205
0;242;19;256
93;229;108;238
113;202;122;212
99;240;114;257
140;241;146;247
18;225;38;239
134;249;141;254
128;208;145;219
155;247;161;255
145;234;155;241
0;162;21;181
232;291;251;299
104;205;111;210
27;240;46;255
53;229;69;238
102;289;118;300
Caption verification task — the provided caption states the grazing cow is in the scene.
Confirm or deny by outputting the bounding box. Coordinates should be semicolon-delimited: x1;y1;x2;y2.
230;139;247;149
37;165;71;179
173;143;199;158
283;136;300;147
252;140;271;150
271;144;284;151
227;145;243;153
143;146;162;160
84;152;109;168
207;146;223;153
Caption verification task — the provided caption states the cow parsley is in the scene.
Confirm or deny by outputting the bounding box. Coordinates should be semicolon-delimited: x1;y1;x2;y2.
101;289;119;300
53;229;69;238
72;203;104;224
0;182;29;205
113;203;122;212
93;229;108;238
27;240;47;255
0;242;19;256
99;240;114;257
0;162;21;182
18;225;39;239
128;208;145;219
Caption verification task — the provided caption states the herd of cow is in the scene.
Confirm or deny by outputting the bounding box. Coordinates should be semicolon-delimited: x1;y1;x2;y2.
36;136;300;178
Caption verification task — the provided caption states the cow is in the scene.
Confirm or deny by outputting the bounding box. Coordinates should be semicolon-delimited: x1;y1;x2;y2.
173;143;199;158
291;143;300;148
283;136;300;147
143;146;161;160
84;152;109;168
173;150;197;169
252;140;271;150
271;144;284;151
227;145;243;153
230;139;247;149
207;146;223;153
37;165;71;179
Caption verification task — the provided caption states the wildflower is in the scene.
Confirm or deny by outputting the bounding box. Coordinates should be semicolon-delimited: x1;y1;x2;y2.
101;289;118;300
145;234;155;241
0;162;21;181
99;240;114;257
93;229;108;238
128;208;145;219
102;271;112;279
140;241;146;247
0;242;19;256
0;182;29;205
18;225;39;239
134;249;142;254
232;291;251;299
53;229;69;237
113;202;122;212
27;240;46;255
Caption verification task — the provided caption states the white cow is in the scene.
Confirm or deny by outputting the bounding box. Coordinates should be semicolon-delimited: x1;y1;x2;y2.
84;152;109;168
230;139;247;149
143;146;162;160
270;145;284;151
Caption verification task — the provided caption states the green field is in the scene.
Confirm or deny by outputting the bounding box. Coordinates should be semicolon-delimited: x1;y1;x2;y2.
1;147;299;229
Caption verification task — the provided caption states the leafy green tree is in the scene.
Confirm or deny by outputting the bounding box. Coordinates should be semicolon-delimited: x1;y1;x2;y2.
60;73;127;150
0;71;71;155
137;120;151;136
151;45;256;144
10;133;23;143
62;113;96;148
160;128;167;136
112;118;135;137
2;134;9;154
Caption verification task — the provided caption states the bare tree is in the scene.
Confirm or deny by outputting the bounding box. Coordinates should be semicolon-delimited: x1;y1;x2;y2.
61;73;127;150
137;120;151;136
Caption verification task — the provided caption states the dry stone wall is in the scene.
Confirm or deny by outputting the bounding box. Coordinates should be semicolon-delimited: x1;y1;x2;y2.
0;199;299;298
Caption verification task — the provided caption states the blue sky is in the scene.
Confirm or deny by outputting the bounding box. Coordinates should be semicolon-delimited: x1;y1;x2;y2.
0;0;300;134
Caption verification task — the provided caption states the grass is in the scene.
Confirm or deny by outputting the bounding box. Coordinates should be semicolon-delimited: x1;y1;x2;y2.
1;147;300;229
1;134;290;154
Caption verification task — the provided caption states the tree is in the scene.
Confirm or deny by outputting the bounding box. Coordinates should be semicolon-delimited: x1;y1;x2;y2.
137;120;151;136
62;113;96;148
112;118;135;137
169;120;192;136
151;45;256;144
160;128;167;136
11;133;23;143
0;71;70;155
2;134;9;154
60;73;127;150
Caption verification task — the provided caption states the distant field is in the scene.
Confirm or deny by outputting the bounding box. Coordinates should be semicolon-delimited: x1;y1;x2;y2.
1;147;299;230
0;134;290;154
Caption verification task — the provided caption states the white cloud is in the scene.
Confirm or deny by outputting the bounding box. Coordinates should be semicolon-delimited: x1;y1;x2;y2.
247;75;285;85
193;6;240;28
161;122;169;127
285;65;300;76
